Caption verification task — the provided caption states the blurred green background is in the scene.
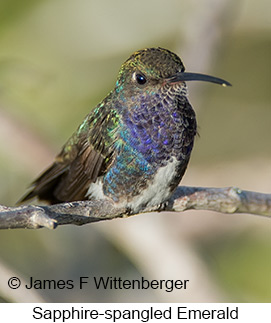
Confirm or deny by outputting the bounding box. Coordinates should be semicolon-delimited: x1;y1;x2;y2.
0;0;270;302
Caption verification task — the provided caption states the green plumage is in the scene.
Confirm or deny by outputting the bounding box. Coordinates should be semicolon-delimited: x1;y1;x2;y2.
19;47;230;211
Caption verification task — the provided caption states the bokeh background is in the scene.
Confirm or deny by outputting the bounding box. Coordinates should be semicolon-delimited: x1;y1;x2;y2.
0;0;270;302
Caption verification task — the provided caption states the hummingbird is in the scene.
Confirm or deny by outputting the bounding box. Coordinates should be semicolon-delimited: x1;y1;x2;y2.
19;47;230;213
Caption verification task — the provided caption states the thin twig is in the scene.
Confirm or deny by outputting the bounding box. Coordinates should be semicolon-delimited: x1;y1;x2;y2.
0;186;270;230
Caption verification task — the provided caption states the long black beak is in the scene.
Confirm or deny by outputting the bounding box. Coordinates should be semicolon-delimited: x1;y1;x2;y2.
168;72;231;87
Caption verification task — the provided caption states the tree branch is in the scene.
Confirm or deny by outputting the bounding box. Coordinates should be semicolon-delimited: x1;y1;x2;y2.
0;186;270;230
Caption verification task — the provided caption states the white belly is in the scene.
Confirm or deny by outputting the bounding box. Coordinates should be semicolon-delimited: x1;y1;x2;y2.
127;157;179;213
86;157;179;213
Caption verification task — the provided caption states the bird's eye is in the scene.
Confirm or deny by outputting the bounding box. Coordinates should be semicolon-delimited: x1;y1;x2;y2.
134;73;147;85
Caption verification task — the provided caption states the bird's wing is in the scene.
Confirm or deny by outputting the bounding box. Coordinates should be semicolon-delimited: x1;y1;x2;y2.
19;107;119;204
